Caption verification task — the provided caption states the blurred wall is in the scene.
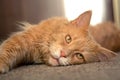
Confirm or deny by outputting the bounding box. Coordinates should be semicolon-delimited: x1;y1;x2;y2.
64;0;114;25
0;0;114;40
0;0;65;40
0;0;23;40
21;0;65;23
113;0;120;27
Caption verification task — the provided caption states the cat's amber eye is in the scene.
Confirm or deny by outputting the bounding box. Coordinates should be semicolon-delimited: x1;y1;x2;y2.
65;34;72;44
76;53;84;59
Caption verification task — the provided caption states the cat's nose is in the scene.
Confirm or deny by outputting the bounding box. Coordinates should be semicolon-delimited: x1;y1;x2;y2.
60;51;66;57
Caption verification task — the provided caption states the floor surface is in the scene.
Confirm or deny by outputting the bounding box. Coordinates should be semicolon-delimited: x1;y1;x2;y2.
0;53;120;80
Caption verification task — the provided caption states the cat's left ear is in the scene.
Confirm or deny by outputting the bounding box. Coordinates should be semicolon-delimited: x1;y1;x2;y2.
71;10;92;30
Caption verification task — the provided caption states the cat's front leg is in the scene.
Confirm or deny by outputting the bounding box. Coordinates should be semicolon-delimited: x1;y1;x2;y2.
0;53;11;73
0;60;9;73
0;44;28;73
0;50;26;73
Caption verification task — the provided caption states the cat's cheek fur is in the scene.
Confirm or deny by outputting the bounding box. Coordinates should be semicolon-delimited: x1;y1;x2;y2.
48;57;59;66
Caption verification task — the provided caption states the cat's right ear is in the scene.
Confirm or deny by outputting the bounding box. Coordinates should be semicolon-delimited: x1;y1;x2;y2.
70;10;92;30
83;46;117;63
95;47;117;61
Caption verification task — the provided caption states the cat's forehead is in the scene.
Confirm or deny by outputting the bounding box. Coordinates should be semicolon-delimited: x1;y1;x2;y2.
44;17;87;36
61;23;85;34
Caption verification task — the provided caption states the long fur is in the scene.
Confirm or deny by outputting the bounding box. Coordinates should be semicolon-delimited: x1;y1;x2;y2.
0;11;118;73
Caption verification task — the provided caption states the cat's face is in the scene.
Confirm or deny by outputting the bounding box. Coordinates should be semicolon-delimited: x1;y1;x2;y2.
46;11;117;66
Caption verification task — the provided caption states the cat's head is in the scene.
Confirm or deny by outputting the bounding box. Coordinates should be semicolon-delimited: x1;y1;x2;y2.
46;11;117;66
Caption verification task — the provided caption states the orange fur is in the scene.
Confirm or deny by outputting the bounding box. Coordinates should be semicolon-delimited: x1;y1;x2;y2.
90;22;120;51
0;11;117;73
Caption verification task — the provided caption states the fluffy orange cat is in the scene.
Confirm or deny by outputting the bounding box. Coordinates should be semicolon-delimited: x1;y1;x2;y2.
0;11;118;73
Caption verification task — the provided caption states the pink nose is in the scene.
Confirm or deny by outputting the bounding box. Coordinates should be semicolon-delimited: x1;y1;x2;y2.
60;51;66;57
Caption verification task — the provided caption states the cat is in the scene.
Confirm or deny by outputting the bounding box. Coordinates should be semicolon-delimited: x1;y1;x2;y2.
90;22;120;51
0;11;117;73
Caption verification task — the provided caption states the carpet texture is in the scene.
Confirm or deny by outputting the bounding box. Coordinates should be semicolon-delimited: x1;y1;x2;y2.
0;53;120;80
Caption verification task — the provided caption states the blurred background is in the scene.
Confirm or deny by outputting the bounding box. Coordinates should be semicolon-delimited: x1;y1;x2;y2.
0;0;119;40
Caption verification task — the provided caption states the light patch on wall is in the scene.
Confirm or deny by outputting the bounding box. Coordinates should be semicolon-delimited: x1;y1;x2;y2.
63;0;105;25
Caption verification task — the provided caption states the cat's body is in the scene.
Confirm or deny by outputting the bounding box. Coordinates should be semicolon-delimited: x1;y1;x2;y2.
0;11;117;73
90;22;120;51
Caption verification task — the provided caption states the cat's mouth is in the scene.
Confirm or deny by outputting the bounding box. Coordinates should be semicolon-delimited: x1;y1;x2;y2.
49;50;69;66
49;56;69;66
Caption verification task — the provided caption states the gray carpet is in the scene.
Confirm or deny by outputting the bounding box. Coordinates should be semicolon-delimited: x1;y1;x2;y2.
0;53;120;80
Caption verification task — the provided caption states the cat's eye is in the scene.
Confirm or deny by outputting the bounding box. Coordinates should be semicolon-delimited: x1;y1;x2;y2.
76;53;84;59
65;34;72;44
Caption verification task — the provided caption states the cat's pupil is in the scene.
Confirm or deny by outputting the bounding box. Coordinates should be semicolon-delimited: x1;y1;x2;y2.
65;34;72;44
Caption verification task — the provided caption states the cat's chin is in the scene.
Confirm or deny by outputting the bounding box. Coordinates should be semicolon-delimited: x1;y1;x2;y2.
48;57;59;66
48;56;69;66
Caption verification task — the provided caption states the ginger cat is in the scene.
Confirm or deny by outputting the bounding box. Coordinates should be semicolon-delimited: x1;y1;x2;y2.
0;11;117;73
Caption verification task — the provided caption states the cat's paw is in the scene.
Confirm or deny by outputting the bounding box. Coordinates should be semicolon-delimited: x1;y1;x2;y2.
0;63;9;74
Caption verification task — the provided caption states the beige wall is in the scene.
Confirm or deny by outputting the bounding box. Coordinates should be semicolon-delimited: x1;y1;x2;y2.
0;0;65;40
21;0;65;23
113;0;120;27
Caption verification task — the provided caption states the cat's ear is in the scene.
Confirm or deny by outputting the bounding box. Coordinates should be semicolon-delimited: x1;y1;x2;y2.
95;47;117;61
83;46;117;63
71;10;92;30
